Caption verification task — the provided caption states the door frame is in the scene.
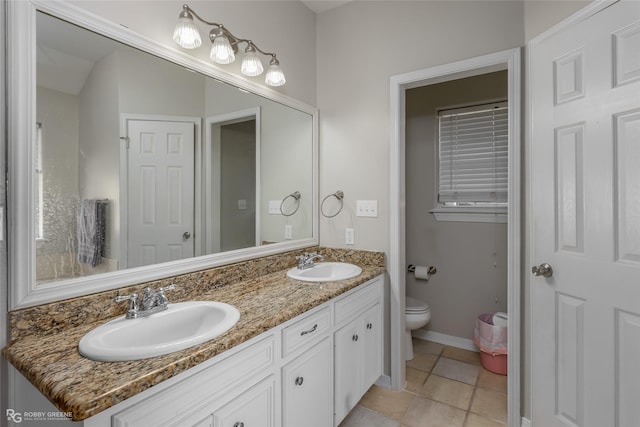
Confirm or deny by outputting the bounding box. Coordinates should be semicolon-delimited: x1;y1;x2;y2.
389;48;522;426
119;114;202;269
205;107;261;254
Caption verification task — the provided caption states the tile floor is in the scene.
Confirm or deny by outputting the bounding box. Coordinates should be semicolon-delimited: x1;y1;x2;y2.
339;338;507;427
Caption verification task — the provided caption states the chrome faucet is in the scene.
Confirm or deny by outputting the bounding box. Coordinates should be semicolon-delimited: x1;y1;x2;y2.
295;252;325;270
115;284;176;319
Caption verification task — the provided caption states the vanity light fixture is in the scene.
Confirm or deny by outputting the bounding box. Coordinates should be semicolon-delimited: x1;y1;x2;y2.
172;4;286;86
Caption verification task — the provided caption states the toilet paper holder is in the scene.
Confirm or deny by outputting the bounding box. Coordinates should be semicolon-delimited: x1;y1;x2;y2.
407;264;437;275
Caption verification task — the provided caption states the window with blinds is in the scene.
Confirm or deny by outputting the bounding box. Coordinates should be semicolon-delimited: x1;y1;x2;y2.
437;101;508;209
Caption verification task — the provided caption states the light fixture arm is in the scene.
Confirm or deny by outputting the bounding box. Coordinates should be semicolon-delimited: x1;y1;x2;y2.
174;4;285;86
182;4;277;60
180;4;222;29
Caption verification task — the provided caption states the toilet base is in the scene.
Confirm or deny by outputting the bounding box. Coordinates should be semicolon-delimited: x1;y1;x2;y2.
405;330;414;361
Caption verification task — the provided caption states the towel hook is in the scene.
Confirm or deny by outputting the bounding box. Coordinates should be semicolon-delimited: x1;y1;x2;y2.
321;190;344;218
280;191;301;216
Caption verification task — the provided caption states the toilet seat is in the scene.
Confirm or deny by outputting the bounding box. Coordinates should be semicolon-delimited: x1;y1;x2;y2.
406;296;430;313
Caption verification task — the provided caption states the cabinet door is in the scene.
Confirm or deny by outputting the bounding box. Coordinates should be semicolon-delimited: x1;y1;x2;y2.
282;338;332;427
213;376;275;427
333;320;362;424
362;303;382;390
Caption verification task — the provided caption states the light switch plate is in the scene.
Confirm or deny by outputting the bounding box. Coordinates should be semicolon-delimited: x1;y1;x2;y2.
356;200;378;217
237;199;247;210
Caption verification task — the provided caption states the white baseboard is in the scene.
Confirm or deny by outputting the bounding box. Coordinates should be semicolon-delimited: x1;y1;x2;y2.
412;329;479;352
521;416;531;427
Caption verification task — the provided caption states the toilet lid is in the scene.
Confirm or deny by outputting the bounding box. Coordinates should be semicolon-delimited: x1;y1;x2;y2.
406;296;429;313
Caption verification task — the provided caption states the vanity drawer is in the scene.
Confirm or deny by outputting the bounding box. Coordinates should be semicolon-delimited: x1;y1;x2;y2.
334;277;383;327
282;306;330;358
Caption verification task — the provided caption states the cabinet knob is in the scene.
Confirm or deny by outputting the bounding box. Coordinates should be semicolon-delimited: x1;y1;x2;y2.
295;376;304;386
366;322;373;329
352;334;359;342
233;423;244;427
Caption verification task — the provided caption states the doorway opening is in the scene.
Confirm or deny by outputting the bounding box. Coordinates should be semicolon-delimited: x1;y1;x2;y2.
205;107;261;254
389;48;521;427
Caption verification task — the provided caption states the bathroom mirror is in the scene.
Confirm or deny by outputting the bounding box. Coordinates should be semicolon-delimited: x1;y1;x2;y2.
8;1;318;309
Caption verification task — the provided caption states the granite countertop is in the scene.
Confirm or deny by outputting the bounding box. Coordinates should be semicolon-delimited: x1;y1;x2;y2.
3;262;385;421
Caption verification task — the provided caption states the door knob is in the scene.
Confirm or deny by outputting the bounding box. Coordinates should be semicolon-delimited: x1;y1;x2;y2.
531;263;553;277
182;231;191;240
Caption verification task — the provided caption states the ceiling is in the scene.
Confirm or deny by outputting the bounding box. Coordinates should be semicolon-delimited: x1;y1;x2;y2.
302;1;352;14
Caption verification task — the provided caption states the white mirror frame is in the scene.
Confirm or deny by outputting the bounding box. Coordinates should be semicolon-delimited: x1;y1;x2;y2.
7;0;319;309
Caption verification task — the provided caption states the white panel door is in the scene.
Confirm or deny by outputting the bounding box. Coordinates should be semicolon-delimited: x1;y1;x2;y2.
530;2;640;426
127;120;195;267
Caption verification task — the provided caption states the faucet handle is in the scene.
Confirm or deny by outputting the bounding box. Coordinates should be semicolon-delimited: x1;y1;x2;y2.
156;284;176;306
115;293;138;314
158;284;176;293
115;293;138;303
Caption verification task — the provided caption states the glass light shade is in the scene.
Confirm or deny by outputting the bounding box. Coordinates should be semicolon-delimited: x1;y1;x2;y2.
173;17;202;49
210;35;235;64
265;62;286;87
241;51;264;77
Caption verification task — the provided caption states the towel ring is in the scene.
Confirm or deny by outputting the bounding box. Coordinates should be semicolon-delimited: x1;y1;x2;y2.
321;190;344;218
280;191;301;216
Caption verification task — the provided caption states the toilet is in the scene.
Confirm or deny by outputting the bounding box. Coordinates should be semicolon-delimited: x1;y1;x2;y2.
405;296;431;360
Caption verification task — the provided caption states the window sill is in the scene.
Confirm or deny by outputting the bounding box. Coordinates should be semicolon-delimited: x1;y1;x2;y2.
430;207;507;223
35;238;49;249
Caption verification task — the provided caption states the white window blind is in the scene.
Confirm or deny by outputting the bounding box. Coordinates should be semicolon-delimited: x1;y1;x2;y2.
438;101;508;206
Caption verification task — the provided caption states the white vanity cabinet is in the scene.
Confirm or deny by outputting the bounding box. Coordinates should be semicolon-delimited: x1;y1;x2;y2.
333;280;383;426
281;306;333;427
81;275;383;427
282;339;332;427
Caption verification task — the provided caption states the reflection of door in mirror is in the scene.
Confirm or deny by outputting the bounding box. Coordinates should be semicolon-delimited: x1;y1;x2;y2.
125;119;195;268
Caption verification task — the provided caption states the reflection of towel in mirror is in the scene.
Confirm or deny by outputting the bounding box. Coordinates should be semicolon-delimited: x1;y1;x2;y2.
78;199;107;267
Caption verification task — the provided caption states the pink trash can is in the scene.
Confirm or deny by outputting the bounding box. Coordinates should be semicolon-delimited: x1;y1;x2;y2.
473;313;508;375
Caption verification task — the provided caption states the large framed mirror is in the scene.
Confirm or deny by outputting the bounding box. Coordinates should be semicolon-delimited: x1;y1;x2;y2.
8;0;318;309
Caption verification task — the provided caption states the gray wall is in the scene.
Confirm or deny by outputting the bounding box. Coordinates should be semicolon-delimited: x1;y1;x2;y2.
405;71;509;340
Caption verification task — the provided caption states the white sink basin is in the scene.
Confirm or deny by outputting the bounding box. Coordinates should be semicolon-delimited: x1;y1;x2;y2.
287;262;362;282
78;301;240;362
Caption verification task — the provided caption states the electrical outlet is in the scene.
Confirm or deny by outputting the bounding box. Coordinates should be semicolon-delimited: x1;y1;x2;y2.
269;200;281;214
285;225;293;240
356;200;378;217
345;228;354;245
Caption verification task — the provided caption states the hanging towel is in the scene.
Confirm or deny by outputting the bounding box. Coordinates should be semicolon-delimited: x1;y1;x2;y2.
77;199;107;267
